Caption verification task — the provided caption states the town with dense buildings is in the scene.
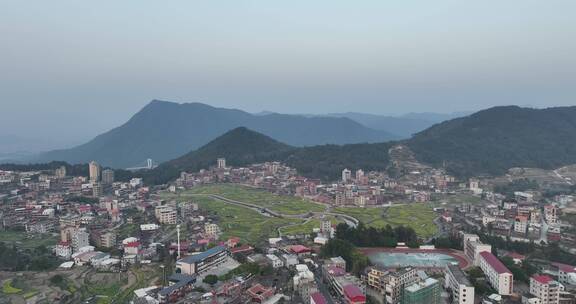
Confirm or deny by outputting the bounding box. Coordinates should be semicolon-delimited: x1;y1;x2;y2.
1;156;576;304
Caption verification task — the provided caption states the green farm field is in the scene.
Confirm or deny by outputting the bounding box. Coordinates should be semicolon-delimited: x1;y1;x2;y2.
334;204;438;238
0;230;59;249
189;196;304;244
176;184;325;215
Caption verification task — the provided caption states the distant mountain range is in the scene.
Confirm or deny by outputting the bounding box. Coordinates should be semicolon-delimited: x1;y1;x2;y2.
35;100;397;168
145;105;576;183
296;111;469;138
17;103;576;182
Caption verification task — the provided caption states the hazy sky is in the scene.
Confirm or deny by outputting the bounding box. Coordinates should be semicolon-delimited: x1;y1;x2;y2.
1;0;575;151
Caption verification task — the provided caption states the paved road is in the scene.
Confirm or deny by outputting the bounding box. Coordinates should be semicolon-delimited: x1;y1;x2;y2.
206;194;360;227
553;169;573;185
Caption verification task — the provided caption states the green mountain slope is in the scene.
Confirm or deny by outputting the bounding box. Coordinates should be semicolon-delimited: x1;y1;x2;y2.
15;106;576;184
139;127;393;184
407;106;576;176
36;100;396;168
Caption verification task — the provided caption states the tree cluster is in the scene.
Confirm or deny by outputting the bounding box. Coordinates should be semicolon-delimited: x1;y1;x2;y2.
494;178;539;197
335;223;419;248
319;239;369;275
0;243;60;271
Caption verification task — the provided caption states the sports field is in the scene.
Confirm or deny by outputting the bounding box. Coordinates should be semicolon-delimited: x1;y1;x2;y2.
334;204;438;238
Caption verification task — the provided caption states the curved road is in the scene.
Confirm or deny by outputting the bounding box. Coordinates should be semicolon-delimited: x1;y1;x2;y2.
206;194;360;227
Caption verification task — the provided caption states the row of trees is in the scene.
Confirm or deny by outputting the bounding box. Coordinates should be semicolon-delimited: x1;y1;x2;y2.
479;232;536;255
335;223;419;248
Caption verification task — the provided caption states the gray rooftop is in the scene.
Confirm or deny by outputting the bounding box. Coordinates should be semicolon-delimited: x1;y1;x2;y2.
447;264;472;286
178;245;227;264
159;274;196;296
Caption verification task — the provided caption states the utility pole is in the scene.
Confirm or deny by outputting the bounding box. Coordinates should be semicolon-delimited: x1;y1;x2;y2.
176;224;181;259
160;265;166;287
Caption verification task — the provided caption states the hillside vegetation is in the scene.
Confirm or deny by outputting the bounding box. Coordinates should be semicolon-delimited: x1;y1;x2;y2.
408;106;576;176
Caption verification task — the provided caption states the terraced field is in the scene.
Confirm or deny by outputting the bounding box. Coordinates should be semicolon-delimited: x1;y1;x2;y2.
181;184;325;215
190;196;304;244
334;204;438;238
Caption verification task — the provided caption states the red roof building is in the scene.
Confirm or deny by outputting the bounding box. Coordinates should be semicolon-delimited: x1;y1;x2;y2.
479;252;511;274
310;292;328;304
124;241;140;248
246;284;275;303
231;244;254;255
289;245;312;255
532;274;553;284
553;262;576;273
342;284;366;304
478;251;513;295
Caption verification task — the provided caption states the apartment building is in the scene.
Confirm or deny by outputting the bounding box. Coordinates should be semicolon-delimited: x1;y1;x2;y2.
72;229;90;252
463;234;492;266
366;267;418;304
445;264;475;304
528;275;561;304
267;254;284;268
204;223;220;237
544;205;558;224
99;231;116;248
515;216;529;234
176;246;229;275
155;205;177;225
478;252;513;295
402;277;441;304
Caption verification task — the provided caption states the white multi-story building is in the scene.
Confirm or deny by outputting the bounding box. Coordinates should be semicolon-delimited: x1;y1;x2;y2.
89;161;101;182
92;182;102;197
515;216;529;234
266;254;284;268
445;264;475;304
176;246;229;275
354;196;367;208
463;234;492;266
217;158;226;169
55;166;67;178
320;219;332;237
130;178;143;188
342;169;351;183
204;223;220;237
102;169;115;184
366;267;418;304
528;275;561;304
557;264;576;285
355;169;364;180
544;205;558;224
99;232;116;248
72;229;90;252
55;241;73;259
294;264;318;304
478;252;513;295
155;205;177;225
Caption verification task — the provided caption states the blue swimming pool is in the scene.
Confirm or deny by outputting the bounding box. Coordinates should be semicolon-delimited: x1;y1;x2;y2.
368;252;459;268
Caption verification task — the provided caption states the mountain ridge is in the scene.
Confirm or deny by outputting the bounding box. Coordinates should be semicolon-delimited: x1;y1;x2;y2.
407;105;576;176
148;105;576;182
36;100;396;168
